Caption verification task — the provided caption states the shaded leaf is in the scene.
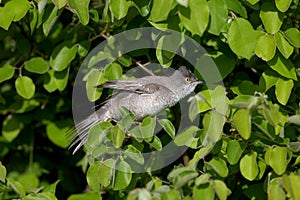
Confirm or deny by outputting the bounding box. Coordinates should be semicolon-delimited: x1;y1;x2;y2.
25;57;49;74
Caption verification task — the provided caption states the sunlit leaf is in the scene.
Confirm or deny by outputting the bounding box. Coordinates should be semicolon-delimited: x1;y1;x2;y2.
69;0;90;25
178;0;209;36
0;64;15;83
260;2;284;34
228;18;261;59
233;109;251;140
15;76;35;99
275;78;293;105
240;152;259;181
255;34;276;61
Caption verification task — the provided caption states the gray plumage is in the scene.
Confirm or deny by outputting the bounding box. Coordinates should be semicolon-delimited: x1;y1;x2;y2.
69;66;203;154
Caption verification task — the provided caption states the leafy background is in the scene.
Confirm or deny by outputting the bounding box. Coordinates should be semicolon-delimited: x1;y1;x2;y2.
0;0;300;199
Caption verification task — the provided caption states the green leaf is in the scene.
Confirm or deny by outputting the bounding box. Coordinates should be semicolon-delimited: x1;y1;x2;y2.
176;0;188;7
68;192;102;200
287;115;300;126
111;125;125;148
86;70;106;102
50;42;77;71
255;34;276;61
284;28;300;48
246;0;260;5
172;169;198;189
148;0;175;22
46;120;72;148
2;115;24;142
195;174;211;186
110;0;130;20
25;57;49;74
260;2;284;34
112;160;132;190
43;5;62;36
268;178;286;200
193;182;215;200
6;0;31;22
213;180;231;200
240;152;259;181
208;0;228;35
87;161;102;191
228;18;261;59
0;162;7;182
18;173;39;192
158;119;175;139
128;188;151;200
124;145;144;165
267;51;297;80
0;64;15;83
275;0;292;12
174;126;200;147
43;68;70;92
226;140;245;165
78;41;91;57
269;146;290;175
282;173;300;200
168;167;198;188
233;109;251;140
52;0;67;9
156;34;182;67
117;55;132;67
202;86;229;145
226;0;247;18
7;178;26;197
15;76;35;99
259;70;279;92
275;78;293;105
0;7;14;30
147;135;162;151
207;158;228;177
43;180;60;194
140;116;156;140
69;0;90;25
178;0;209;36
210;52;236;79
104;63;123;80
274;32;294;59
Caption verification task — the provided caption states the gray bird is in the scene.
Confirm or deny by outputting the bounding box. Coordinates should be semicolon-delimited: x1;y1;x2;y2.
69;66;203;153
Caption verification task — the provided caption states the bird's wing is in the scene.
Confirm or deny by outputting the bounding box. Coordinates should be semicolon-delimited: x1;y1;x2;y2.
98;80;172;94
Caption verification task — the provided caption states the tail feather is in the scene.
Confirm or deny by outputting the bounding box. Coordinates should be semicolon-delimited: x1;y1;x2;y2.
68;109;109;154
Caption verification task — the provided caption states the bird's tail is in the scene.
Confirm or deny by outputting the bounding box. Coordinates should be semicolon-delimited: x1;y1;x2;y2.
68;108;109;154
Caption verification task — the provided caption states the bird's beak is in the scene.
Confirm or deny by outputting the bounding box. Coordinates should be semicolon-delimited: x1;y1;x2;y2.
194;80;204;85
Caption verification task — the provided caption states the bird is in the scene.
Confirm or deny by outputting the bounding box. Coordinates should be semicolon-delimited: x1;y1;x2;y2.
69;66;203;154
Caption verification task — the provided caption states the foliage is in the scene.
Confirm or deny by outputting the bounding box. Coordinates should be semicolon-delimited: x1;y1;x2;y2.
0;0;300;199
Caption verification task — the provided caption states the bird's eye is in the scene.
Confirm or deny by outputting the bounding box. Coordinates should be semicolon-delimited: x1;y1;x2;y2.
185;77;190;82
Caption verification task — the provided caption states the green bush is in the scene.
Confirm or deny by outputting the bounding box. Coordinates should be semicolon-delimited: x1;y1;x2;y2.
0;0;300;199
